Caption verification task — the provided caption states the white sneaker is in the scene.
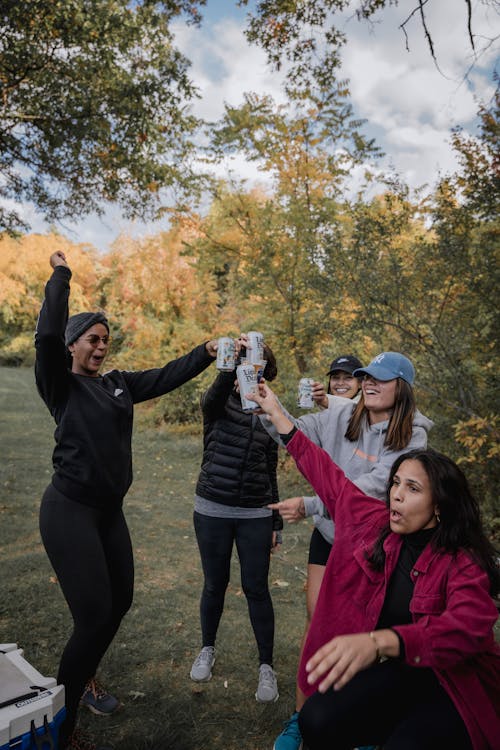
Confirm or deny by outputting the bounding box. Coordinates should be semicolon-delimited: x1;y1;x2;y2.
255;663;279;703
190;646;216;682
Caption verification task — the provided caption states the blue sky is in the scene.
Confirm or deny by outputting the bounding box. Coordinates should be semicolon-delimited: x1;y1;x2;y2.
14;0;499;251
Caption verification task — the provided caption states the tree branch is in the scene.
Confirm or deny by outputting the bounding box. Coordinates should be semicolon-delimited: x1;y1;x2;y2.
465;0;475;51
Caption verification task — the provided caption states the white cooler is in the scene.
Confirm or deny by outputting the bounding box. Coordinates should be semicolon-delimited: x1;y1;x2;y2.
0;645;65;750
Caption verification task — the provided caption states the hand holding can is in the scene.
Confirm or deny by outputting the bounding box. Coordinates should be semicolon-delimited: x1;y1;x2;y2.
236;362;260;412
297;378;315;409
216;337;237;371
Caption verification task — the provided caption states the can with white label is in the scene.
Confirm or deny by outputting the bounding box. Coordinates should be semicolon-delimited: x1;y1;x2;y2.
236;362;259;412
216;337;236;371
247;331;264;365
297;378;314;408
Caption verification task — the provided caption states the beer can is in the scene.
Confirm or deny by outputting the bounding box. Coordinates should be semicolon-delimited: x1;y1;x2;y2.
297;377;314;409
236;362;259;412
216;336;236;371
247;331;264;365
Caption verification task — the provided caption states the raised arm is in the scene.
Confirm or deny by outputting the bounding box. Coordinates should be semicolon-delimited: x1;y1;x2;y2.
249;381;295;435
34;252;72;414
250;383;379;526
200;370;237;420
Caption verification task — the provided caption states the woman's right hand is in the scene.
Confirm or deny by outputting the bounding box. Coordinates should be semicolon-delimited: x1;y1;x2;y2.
311;381;329;408
268;496;305;523
50;251;69;269
247;382;293;433
305;633;380;692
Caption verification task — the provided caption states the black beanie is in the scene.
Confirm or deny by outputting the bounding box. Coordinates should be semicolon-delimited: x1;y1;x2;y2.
65;312;109;346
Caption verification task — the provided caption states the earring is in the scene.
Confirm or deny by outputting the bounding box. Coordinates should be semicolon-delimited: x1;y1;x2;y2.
435;512;441;524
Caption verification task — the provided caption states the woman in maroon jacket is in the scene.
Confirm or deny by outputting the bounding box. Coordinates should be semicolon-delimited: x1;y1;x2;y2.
250;383;500;750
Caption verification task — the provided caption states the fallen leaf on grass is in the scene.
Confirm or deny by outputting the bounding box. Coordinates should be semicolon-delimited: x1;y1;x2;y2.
128;691;146;700
272;579;290;587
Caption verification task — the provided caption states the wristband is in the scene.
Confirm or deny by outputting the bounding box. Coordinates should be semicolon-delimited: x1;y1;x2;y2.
369;631;381;661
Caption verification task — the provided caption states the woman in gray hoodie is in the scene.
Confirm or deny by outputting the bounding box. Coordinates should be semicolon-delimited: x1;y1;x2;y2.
269;352;433;750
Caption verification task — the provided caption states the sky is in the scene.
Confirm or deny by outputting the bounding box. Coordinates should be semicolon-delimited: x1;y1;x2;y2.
15;0;500;252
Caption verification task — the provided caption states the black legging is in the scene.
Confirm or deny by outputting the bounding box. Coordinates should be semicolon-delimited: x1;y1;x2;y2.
193;511;275;665
299;659;472;750
39;484;134;746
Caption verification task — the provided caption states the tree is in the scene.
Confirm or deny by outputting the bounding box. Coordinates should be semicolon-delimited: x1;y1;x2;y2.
0;232;99;363
242;0;499;97
0;0;204;233
184;89;380;382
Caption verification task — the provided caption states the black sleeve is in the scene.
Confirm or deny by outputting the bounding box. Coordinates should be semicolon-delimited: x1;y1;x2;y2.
280;426;298;445
200;371;236;419
121;343;215;404
34;265;72;414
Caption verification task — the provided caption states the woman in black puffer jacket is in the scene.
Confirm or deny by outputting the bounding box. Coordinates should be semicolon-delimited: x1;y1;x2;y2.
190;344;283;704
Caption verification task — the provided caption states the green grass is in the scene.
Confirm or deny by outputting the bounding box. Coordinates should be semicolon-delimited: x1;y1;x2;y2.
0;366;311;750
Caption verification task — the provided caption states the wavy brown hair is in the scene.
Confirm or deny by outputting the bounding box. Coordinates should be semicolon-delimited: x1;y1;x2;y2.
345;378;416;451
366;448;500;596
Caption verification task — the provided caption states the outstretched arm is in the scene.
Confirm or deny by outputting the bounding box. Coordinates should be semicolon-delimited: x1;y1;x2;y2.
247;381;294;435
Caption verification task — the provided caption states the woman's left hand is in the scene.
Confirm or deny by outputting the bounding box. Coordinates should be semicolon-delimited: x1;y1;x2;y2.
271;530;282;552
306;633;379;692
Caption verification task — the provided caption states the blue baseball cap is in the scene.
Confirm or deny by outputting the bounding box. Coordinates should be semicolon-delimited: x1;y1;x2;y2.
353;352;415;385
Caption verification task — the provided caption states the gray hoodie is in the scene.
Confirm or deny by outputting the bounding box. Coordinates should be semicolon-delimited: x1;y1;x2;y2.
261;395;433;543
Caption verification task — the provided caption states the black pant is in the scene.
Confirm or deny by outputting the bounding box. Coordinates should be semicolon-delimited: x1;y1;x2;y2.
299;659;472;750
193;511;275;665
39;484;134;746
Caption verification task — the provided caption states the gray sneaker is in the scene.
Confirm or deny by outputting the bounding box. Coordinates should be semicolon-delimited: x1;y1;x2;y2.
255;663;279;703
190;646;216;682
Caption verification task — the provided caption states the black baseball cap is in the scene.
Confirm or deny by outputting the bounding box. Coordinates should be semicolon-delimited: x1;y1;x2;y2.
327;355;363;377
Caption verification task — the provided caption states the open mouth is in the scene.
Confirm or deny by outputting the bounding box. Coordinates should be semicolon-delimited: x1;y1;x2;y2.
390;509;402;520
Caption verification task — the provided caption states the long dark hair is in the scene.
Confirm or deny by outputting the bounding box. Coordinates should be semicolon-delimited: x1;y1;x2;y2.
345;379;416;451
367;448;500;596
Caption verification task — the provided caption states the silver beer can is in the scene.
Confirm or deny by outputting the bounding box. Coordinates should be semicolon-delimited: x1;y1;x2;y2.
236;362;259;412
216;337;236;371
247;331;264;364
297;378;314;408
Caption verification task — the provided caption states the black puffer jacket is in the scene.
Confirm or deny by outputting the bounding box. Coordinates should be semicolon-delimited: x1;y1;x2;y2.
195;371;282;530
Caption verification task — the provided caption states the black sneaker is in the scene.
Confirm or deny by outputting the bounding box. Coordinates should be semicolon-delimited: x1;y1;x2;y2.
80;679;120;716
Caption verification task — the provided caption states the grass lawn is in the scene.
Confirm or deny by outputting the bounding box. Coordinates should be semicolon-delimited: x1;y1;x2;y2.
0;366;312;750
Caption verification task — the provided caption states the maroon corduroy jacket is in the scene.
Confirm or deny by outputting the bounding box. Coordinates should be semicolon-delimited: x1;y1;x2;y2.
286;430;500;750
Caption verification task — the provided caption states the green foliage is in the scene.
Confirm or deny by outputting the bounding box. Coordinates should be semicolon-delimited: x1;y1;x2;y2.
0;0;204;233
1;90;498;525
190;91;381;375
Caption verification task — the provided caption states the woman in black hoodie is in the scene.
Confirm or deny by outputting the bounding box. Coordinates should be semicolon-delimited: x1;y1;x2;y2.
35;251;218;750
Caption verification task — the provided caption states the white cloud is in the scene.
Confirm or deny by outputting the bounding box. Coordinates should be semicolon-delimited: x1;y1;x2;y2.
173;17;287;122
339;0;498;188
